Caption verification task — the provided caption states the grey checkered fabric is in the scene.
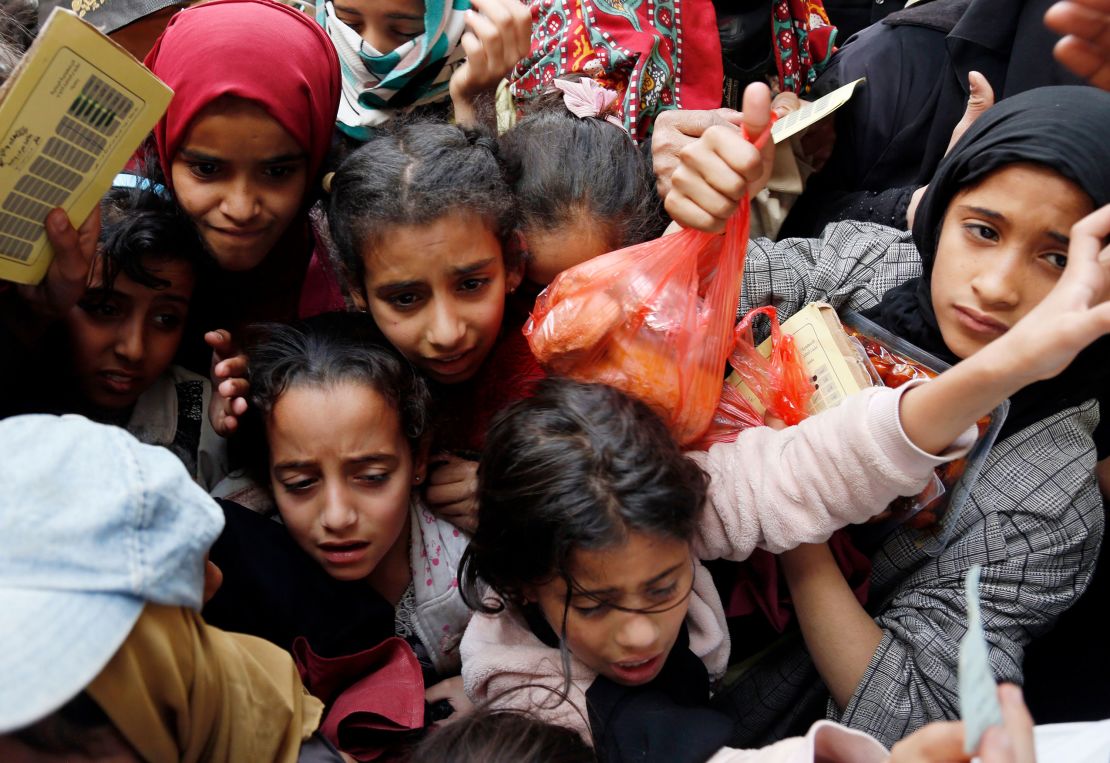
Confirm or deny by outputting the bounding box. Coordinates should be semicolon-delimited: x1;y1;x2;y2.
739;220;923;319
720;222;1104;749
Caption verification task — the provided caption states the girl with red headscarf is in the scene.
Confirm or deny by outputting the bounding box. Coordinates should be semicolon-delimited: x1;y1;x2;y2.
142;0;342;428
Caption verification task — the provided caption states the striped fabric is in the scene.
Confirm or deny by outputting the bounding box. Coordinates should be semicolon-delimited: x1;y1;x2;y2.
718;221;1104;749
317;0;469;140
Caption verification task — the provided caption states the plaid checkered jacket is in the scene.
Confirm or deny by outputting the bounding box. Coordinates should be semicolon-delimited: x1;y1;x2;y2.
721;222;1104;748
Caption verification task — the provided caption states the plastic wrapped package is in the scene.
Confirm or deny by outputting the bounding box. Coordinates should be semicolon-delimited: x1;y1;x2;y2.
694;305;816;448
728;305;816;426
843;312;1009;554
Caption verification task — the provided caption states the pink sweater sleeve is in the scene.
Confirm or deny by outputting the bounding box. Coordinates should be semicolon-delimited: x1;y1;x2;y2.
690;381;976;560
704;720;888;763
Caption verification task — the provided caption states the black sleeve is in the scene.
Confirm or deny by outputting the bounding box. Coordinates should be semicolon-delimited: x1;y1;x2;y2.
1093;405;1109;460
297;734;347;763
0;289;52;419
781;185;914;238
778;22;948;239
204;499;395;656
584;628;735;763
586;676;735;763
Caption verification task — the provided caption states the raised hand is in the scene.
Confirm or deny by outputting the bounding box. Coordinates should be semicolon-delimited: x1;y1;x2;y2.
1045;0;1110;90
16;207;100;319
908;72;996;228
449;0;531;125
899;204;1110;455
424;453;479;534
207;329;250;437
987;204;1110;384
652;91;799;202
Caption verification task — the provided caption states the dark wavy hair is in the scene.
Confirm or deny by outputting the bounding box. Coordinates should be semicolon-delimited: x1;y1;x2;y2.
410;706;595;763
238;312;431;486
327;116;518;295
94;177;208;297
0;0;35;74
501;76;666;252
459;378;708;615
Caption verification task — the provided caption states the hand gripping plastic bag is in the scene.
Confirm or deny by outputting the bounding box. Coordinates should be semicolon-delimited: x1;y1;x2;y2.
524;200;754;446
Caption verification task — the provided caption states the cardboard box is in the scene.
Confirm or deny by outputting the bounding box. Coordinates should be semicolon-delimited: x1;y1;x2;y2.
0;8;172;284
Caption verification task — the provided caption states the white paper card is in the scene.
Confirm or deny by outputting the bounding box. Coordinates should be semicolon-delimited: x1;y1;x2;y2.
771;78;865;145
959;564;1004;754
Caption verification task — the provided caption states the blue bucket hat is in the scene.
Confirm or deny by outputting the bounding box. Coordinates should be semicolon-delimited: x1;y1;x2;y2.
0;414;225;734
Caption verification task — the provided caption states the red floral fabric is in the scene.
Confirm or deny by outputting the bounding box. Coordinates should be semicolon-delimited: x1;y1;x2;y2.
510;0;723;141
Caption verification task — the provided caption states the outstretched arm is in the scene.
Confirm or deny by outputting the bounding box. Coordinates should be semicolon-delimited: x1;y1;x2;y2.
781;426;1100;744
899;205;1110;455
696;205;1110;561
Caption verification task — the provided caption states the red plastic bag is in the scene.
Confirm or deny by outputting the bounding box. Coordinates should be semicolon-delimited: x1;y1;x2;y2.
727;305;816;426
693;380;766;448
524;208;753;446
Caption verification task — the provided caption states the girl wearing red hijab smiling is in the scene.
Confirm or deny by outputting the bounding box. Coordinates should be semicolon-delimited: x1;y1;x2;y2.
143;0;342;423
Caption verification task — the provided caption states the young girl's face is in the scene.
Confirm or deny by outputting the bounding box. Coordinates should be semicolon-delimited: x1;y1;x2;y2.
65;255;195;411
362;212;522;384
170;98;309;272
528;531;695;686
522;222;614;286
930;163;1093;360
267;381;418;582
331;0;424;52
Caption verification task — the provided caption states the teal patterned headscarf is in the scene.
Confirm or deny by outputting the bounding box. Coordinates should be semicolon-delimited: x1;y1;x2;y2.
317;0;469;141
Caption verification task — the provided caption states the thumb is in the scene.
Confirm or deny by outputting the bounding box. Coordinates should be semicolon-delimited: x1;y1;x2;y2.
948;71;996;153
978;725;1015;763
203;559;224;604
75;204;101;252
964;70;996;118
206;329;235;358
740;82;773;144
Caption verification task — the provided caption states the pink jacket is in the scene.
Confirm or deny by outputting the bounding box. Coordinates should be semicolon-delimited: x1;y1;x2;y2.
706;721;888;762
461;382;975;752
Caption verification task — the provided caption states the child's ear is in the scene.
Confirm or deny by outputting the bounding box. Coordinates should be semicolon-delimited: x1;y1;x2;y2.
412;437;432;485
513;229;530;263
344;277;369;313
504;232;526;294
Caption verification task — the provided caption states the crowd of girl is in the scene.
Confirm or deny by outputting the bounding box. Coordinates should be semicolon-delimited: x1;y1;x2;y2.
1;0;1108;760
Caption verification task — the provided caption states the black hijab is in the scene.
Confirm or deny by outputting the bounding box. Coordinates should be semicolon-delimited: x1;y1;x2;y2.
863;86;1110;443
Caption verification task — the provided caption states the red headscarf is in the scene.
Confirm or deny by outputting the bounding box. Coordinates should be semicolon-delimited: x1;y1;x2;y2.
145;0;340;188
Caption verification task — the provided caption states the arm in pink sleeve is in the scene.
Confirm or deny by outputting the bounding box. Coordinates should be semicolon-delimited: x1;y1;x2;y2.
690;381;976;561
